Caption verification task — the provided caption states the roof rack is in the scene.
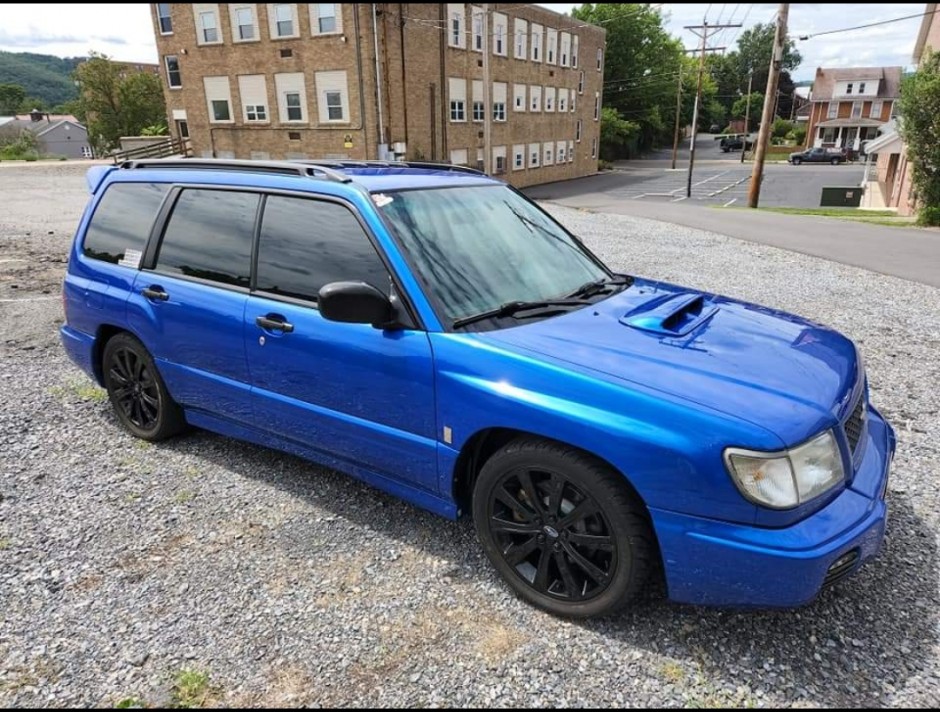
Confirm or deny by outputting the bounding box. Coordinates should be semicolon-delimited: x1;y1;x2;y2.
291;158;485;176
121;158;352;183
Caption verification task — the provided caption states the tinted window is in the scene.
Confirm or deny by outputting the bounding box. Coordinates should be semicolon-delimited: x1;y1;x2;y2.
256;196;389;302
82;182;169;264
155;189;258;287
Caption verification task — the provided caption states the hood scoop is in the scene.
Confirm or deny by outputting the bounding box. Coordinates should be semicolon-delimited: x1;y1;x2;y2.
619;292;718;336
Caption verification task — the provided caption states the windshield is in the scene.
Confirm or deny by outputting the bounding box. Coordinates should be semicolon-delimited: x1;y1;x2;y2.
378;185;609;325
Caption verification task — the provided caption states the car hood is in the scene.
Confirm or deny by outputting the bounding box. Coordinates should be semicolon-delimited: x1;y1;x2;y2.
484;278;860;446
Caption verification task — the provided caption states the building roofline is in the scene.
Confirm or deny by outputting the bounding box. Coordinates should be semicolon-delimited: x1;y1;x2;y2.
34;119;85;137
913;3;938;62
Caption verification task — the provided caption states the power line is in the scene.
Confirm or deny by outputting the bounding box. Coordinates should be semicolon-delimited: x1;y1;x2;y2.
797;7;940;41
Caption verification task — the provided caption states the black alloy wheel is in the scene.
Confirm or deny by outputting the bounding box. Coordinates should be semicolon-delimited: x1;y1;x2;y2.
473;439;654;618
102;333;186;441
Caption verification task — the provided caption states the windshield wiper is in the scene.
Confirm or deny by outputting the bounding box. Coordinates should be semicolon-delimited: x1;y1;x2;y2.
453;299;588;329
565;274;634;300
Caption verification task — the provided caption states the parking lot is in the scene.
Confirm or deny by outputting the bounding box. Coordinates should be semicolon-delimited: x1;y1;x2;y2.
1;162;938;707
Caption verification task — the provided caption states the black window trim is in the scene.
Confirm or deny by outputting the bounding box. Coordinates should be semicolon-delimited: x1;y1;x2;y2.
141;183;425;331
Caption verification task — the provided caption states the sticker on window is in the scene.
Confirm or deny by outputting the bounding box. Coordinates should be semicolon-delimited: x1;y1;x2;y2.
119;248;143;269
372;194;394;208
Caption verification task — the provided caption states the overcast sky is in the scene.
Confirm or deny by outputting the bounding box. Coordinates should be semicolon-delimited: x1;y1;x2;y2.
0;3;927;81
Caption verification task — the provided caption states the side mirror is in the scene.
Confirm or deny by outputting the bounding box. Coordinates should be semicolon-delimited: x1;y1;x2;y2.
318;281;394;329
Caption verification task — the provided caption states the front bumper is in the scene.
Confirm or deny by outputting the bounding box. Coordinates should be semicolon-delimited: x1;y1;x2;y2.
651;404;896;607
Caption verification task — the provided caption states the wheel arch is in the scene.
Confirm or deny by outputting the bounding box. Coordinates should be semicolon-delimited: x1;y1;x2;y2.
91;323;129;386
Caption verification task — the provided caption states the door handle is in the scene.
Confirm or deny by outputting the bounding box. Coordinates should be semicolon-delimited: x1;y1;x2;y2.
256;315;294;333
141;286;169;301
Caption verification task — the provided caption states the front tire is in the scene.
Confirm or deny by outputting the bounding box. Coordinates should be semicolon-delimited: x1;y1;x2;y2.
102;333;186;441
472;438;655;618
792;157;802;165
831;157;840;165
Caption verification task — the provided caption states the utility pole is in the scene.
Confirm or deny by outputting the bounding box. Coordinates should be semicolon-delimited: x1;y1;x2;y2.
684;20;741;197
740;69;753;164
482;4;491;175
671;67;683;170
748;3;789;208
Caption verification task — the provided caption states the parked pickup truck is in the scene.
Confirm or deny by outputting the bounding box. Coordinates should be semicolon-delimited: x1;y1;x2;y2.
719;134;753;152
789;147;847;165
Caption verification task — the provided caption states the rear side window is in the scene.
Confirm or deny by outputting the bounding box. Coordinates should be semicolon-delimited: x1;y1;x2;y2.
155;189;259;287
256;196;390;302
82;182;169;264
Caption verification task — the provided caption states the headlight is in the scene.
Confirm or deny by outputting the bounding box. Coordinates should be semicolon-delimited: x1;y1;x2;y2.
724;431;845;509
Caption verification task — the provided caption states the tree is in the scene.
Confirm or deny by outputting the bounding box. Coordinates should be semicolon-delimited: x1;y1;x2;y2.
735;22;801;95
0;83;26;115
731;93;764;130
73;52;167;154
898;50;940;225
599;106;640;159
572;4;685;151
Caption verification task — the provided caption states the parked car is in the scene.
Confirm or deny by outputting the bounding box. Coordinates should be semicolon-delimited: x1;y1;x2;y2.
789;147;847;165
708;124;721;133
61;159;895;618
719;134;753;152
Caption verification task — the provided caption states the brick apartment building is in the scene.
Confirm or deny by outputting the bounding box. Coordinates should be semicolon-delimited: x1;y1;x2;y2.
150;3;606;187
804;66;901;152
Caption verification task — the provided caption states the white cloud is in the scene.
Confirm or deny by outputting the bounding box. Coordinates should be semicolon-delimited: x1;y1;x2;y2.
0;3;927;78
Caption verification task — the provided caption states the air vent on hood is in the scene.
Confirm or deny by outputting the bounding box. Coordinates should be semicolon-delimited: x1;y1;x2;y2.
620;292;718;336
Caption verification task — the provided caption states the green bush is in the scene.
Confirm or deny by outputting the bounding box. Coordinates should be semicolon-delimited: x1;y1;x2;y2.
916;205;940;226
772;118;795;139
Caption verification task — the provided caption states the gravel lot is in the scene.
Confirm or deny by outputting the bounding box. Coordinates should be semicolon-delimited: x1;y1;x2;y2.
1;162;938;708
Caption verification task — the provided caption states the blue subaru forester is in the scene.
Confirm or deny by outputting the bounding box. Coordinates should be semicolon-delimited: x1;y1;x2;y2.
61;159;895;618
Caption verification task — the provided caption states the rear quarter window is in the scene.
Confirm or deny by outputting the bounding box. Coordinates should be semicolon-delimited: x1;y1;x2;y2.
82;182;170;264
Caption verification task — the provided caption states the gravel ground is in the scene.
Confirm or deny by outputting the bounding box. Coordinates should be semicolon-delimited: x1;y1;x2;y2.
1;162;938;708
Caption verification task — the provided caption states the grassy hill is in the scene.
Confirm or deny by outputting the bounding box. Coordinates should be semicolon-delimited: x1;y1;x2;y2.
0;51;83;107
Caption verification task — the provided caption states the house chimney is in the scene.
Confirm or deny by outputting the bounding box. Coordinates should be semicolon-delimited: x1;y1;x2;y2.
29;109;43;122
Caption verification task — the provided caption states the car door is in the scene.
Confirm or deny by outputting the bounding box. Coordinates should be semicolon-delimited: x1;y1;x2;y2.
127;187;259;423
244;193;439;493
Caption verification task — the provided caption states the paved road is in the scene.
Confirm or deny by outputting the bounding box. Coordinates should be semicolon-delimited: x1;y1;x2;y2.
527;176;940;288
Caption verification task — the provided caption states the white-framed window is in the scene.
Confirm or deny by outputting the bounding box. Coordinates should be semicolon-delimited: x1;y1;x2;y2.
450;148;468;166
81;145;94;158
493;145;506;174
870;99;883;119
560;32;571;67
269;4;298;38
476;148;484;171
157;3;173;34
315;70;348;122
449;77;467;121
851;101;863;119
275;72;306;122
557;140;566;163
572;35;579;68
514;18;527;59
164;55;181;88
827;101;838;119
546;28;557;64
530;84;541;112
545;87;554;112
529;142;540;167
493;13;507;55
591;137;597;158
472;79;484;121
448;3;465;48
230;5;258;41
568;139;574;162
513;144;525;170
471;7;483;52
194;4;221;44
846;82;854;95
238;74;268;122
204;76;233;122
493;82;507;121
570;89;576;112
594;92;600;121
558;90;567;113
578;70;584;95
859;82;866;94
576;119;582;142
531;23;542;62
596;47;603;71
543;142;554;166
513;84;526;112
311;3;341;35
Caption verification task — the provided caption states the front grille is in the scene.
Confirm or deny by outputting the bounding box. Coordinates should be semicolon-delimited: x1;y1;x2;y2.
843;393;866;453
823;549;860;588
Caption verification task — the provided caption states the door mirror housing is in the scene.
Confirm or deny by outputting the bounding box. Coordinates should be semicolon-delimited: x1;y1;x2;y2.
319;281;396;329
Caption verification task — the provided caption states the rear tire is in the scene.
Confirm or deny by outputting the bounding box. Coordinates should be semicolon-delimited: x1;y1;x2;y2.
792;157;802;165
831;157;840;165
102;333;186;441
472;438;655;618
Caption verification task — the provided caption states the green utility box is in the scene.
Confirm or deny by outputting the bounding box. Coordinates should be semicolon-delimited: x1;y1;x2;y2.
820;186;863;207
